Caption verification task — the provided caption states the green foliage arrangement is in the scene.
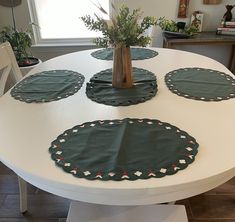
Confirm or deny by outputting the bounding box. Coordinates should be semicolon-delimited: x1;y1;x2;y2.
0;26;33;66
157;17;198;36
81;4;157;47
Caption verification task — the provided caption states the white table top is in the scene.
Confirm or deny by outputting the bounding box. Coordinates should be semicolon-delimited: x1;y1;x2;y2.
0;47;235;205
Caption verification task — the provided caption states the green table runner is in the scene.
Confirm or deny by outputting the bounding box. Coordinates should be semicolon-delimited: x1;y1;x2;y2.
11;70;85;103
91;48;158;60
86;67;157;106
165;68;235;101
49;118;199;181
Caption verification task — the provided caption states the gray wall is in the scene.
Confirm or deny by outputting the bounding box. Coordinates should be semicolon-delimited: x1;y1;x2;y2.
0;0;234;67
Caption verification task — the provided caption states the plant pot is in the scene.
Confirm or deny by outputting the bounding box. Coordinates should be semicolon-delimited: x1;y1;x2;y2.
112;45;133;88
18;57;40;67
19;57;41;76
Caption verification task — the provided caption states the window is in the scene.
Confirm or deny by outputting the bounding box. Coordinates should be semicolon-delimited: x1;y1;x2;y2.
28;0;110;45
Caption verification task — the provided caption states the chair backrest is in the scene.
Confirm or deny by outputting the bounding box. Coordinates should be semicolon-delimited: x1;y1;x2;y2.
0;41;22;96
139;19;155;47
144;26;154;47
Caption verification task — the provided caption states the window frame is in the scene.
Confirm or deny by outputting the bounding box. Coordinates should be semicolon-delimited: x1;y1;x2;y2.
27;0;113;46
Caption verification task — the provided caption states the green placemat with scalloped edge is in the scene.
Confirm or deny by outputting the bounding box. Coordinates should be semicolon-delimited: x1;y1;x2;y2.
165;67;235;101
91;47;158;60
49;118;199;181
86;67;157;106
11;70;85;103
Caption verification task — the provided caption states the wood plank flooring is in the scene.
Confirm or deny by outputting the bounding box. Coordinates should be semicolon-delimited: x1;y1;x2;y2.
1;162;235;222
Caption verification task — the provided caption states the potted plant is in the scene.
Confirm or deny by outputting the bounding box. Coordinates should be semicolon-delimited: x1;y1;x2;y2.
157;17;198;37
0;26;39;67
81;4;157;88
0;0;40;69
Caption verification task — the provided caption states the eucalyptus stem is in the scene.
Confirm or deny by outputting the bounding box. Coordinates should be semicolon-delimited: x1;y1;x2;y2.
81;5;157;48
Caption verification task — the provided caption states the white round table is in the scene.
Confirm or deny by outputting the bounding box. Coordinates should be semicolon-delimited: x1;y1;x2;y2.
0;48;235;221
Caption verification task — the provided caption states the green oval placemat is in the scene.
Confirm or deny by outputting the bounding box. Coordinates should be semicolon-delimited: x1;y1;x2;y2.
165;68;235;101
91;47;158;60
11;70;85;103
86;67;157;106
49;118;199;181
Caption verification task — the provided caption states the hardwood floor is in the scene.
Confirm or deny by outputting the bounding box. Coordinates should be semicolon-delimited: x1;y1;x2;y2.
1;162;235;222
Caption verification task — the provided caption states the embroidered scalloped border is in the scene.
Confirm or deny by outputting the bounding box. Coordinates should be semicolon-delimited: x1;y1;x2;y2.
49;118;199;181
165;67;235;101
91;48;159;61
11;70;85;103
86;67;157;106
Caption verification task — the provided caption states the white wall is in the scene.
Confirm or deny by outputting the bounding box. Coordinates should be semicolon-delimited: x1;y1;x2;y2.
189;0;235;31
0;0;234;68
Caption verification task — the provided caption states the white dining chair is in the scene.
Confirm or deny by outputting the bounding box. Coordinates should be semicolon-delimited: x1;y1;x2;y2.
143;26;154;47
0;41;28;213
140;19;157;47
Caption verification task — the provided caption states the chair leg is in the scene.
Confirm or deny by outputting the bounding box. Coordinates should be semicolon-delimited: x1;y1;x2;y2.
18;176;28;213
